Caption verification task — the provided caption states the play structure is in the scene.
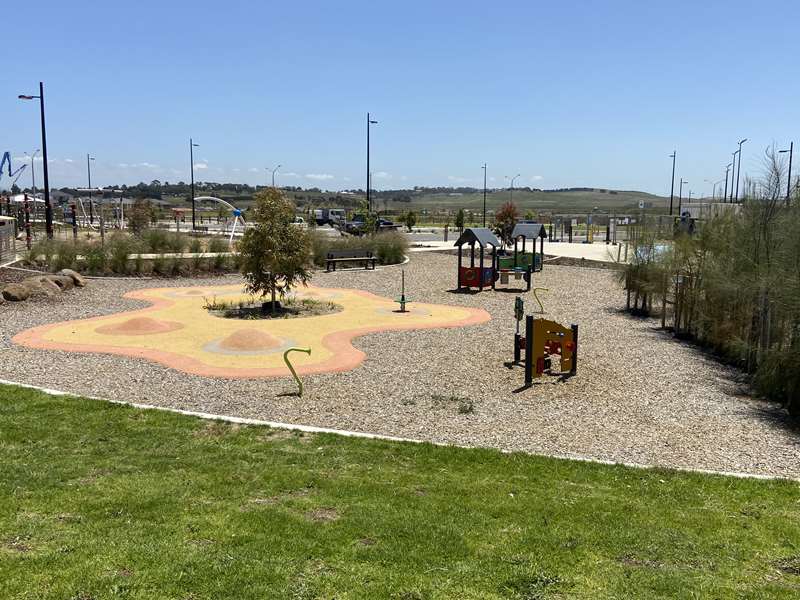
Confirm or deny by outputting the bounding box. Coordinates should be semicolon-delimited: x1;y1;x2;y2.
495;223;547;291
455;224;547;292
14;283;490;379
454;228;500;291
0;152;27;189
510;297;578;386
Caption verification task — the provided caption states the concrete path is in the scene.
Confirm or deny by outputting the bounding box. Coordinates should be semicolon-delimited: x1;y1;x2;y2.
408;239;627;263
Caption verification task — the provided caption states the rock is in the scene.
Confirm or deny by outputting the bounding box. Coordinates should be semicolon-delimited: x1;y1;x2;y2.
2;283;31;302
0;293;4;305
59;268;87;287
46;275;75;291
22;276;61;298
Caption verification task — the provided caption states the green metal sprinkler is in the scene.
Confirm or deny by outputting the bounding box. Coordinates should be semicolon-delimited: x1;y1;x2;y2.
283;347;311;396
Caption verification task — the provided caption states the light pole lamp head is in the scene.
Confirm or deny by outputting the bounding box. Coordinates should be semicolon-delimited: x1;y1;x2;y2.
739;138;748;145
18;94;37;100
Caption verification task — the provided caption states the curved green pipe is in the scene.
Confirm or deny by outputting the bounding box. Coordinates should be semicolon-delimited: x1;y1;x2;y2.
283;347;312;396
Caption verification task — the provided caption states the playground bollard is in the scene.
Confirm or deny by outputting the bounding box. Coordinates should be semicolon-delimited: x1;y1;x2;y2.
532;288;548;313
283;347;312;396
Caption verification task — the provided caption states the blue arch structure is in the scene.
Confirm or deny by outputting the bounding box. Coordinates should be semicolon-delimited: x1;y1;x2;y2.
1;152;28;186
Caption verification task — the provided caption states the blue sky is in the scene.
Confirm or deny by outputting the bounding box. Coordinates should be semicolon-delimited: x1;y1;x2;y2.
3;0;799;195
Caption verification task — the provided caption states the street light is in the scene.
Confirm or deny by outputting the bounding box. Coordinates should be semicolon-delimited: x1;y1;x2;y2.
779;142;793;206
481;163;487;227
24;150;40;199
18;82;53;238
678;178;687;215
509;173;520;203
366;113;378;213
723;163;732;202
668;151;677;215
87;154;95;225
268;164;282;187
735;138;747;202
729;150;739;202
189;138;199;230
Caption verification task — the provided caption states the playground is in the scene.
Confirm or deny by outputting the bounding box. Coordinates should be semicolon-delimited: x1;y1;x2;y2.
14;283;488;378
2;251;797;480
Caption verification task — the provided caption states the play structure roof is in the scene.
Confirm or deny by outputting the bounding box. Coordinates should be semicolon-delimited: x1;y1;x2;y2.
512;222;547;239
454;227;500;248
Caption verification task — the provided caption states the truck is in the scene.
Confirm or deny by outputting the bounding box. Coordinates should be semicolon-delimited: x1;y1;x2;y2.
313;208;346;226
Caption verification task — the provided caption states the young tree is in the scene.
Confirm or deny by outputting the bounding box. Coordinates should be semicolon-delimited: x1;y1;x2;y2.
455;208;465;234
238;188;313;314
493;201;519;247
402;210;417;232
128;199;152;235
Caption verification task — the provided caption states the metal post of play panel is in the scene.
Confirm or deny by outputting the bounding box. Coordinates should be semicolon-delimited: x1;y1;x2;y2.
524;315;534;386
570;324;579;376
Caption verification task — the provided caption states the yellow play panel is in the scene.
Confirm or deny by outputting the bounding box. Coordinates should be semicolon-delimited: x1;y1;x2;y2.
14;284;490;379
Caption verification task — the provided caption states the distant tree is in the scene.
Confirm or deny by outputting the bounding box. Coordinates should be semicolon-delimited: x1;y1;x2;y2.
455;208;465;234
238;188;313;314
401;210;417;232
493;201;519;247
129;199;153;235
524;210;535;221
11;183;20;194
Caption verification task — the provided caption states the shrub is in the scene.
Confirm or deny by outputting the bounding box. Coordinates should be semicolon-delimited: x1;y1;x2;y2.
53;241;82;271
83;244;108;275
166;233;188;254
151;255;166;275
188;237;203;254
142;229;170;253
372;230;407;265
207;237;228;253
310;230;407;266
107;233;139;274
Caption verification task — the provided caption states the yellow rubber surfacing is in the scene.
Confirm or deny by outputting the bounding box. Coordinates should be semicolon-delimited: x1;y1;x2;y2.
14;284;490;379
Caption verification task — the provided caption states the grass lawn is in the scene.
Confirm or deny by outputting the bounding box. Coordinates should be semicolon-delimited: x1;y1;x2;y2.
1;384;799;599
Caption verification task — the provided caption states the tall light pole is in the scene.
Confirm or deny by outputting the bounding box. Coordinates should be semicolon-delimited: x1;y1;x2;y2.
24;150;40;198
678;178;687;215
189;138;199;230
366;113;378;213
509;173;520;203
723;164;731;202
481;163;487;227
779;142;793;206
735;138;747;202
668;151;676;215
87;154;95;225
269;164;281;187
729;150;740;202
18;82;53;238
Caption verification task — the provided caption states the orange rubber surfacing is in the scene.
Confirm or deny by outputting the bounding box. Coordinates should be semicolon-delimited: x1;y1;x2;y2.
13;284;490;379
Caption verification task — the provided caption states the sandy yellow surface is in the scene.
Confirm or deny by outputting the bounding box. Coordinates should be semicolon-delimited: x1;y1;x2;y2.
14;284;490;378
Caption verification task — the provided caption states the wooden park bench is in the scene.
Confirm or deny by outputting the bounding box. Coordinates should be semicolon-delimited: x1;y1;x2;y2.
326;249;377;272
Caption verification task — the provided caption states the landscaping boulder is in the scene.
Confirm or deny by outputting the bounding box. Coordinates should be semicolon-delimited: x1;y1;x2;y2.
22;276;62;298
59;268;87;287
0;293;4;306
2;283;31;302
46;274;75;291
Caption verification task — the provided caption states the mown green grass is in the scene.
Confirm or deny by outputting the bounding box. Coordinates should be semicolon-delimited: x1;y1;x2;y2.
1;383;798;599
